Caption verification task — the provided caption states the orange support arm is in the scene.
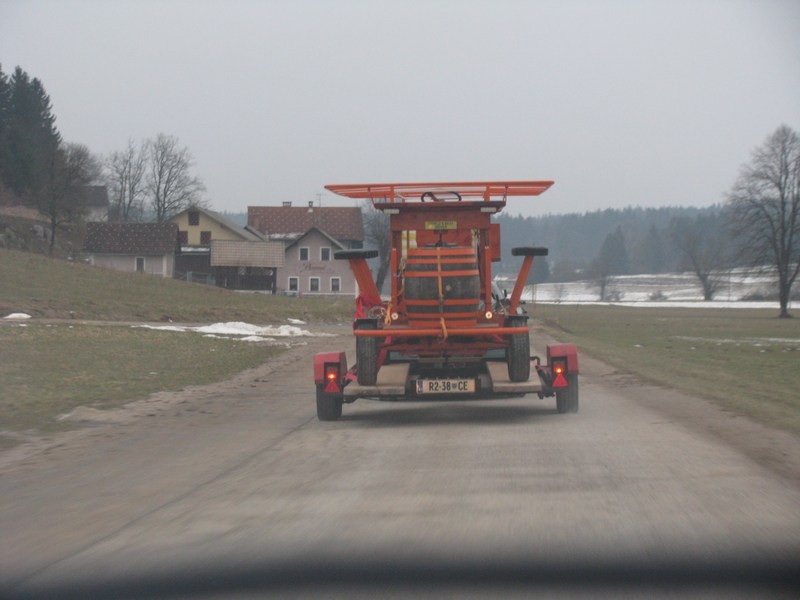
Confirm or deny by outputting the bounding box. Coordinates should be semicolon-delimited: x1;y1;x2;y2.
509;255;534;314
508;247;548;314
335;249;381;300
349;257;381;300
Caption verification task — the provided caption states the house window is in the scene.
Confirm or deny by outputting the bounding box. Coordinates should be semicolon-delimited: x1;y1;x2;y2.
188;211;200;226
330;277;341;292
309;277;320;292
299;247;309;261
288;277;298;292
135;257;145;272
200;231;211;244
320;247;331;261
178;231;188;245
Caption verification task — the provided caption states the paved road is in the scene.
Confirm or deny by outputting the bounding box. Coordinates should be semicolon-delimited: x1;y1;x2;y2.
2;325;800;596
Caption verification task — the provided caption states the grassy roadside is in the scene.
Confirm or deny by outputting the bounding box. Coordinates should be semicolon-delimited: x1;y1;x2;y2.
0;249;353;323
0;324;287;442
1;249;355;446
4;250;799;441
533;304;800;435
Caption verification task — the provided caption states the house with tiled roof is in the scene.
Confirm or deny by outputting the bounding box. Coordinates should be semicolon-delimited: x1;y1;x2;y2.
248;202;364;295
83;222;179;277
172;206;266;247
170;206;284;290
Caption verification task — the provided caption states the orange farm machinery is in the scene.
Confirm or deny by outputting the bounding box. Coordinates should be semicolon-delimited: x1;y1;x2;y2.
313;181;579;421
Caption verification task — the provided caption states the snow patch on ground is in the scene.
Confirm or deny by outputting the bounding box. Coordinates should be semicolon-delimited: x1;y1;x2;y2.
134;321;333;343
674;336;800;347
3;313;31;320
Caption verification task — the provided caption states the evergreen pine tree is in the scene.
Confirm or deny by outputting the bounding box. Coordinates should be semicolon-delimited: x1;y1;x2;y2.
0;65;12;192
4;66;61;197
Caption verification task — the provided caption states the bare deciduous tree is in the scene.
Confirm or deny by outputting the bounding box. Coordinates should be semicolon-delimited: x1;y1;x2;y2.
146;134;205;222
727;125;800;318
588;226;628;301
670;214;729;301
105;138;147;221
362;201;391;292
38;142;100;255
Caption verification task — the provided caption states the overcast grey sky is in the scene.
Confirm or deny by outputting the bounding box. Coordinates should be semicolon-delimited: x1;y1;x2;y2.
2;0;798;217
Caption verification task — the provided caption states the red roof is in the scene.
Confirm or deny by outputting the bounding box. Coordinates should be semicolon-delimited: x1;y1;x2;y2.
247;205;363;242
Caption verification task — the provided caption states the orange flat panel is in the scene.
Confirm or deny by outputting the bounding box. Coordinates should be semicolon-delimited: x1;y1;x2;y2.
325;181;554;202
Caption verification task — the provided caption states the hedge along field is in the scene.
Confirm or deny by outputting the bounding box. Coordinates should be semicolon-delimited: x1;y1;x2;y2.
533;304;800;435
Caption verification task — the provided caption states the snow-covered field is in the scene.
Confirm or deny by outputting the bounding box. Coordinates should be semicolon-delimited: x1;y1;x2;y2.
494;268;794;310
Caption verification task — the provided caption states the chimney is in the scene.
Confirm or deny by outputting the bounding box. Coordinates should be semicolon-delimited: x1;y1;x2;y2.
308;201;314;208
282;201;291;207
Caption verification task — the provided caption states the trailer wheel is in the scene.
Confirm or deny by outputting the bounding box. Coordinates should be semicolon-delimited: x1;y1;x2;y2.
356;324;379;386
316;384;342;421
556;374;579;414
506;317;530;382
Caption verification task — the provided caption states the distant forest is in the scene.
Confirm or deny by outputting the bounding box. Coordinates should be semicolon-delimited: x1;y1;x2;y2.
493;205;729;281
223;205;731;283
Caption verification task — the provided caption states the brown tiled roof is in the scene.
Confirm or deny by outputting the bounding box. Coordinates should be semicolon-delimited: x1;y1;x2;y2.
248;205;363;242
83;222;179;254
210;240;285;267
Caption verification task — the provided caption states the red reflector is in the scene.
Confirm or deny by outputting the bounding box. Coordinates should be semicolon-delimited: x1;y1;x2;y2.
552;372;568;388
323;364;340;392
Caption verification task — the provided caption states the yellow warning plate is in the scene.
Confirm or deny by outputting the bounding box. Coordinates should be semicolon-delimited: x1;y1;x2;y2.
425;220;457;230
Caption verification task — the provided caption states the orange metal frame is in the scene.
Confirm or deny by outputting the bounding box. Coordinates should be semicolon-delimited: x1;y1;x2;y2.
326;181;553;203
327;181;553;347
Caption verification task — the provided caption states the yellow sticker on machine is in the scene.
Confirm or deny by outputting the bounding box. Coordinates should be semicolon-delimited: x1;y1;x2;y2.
425;220;457;230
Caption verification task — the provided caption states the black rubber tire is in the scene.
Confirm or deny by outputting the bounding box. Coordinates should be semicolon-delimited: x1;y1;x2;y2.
506;317;530;382
556;373;579;414
356;325;379;386
316;384;342;421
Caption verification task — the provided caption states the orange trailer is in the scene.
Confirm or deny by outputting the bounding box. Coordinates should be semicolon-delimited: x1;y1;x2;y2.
313;181;579;420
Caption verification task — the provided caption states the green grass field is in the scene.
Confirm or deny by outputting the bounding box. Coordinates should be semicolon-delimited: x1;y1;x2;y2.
534;304;800;434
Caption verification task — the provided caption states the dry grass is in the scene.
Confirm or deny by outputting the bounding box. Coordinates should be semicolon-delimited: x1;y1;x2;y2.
0;249;353;323
533;304;800;435
0;248;356;444
0;323;286;439
4;249;798;440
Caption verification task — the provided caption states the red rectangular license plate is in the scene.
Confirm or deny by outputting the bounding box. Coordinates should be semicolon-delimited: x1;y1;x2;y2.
416;379;475;394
